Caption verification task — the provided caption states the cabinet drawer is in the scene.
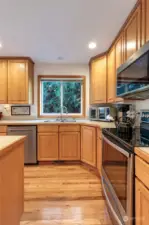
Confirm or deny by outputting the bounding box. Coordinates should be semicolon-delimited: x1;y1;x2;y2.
0;133;7;136
0;126;7;133
97;128;102;139
59;125;80;132
135;156;149;189
38;125;58;133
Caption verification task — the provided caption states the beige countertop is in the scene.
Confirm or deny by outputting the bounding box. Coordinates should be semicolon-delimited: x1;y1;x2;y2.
0;120;115;128
0;136;26;157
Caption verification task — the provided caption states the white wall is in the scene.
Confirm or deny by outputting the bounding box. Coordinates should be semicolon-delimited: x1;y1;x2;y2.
0;63;89;118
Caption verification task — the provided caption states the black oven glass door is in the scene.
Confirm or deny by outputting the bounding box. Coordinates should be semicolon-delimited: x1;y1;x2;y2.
102;135;128;212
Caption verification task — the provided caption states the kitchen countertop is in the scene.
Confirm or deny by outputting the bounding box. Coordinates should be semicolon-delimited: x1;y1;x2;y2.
0;136;26;157
0;120;116;128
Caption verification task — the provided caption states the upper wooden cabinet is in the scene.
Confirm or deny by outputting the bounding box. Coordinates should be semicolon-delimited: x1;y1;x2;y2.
124;4;141;60
81;126;96;167
90;55;107;104
141;0;149;46
115;34;124;102
115;33;124;69
8;59;34;104
107;47;116;103
0;58;34;104
0;60;7;104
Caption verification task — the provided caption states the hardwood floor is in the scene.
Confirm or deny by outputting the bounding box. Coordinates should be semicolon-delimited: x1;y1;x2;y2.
20;165;112;225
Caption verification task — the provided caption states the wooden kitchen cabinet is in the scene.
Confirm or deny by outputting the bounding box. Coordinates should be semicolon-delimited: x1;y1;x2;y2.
115;33;124;69
97;128;102;175
124;4;141;60
0;60;8;104
107;47;116;103
8;59;34;104
141;0;149;46
90;55;107;104
59;132;80;160
135;178;149;225
115;34;124;103
38;133;59;161
0;126;7;133
81;126;96;167
135;151;149;224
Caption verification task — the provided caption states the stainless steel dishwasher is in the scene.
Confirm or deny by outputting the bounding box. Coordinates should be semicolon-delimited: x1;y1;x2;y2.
7;126;37;164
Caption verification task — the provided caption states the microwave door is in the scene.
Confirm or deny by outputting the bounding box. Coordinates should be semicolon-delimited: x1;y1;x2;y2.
99;108;106;120
90;108;97;120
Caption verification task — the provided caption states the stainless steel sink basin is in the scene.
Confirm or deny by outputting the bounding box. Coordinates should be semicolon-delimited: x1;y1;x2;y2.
44;118;76;123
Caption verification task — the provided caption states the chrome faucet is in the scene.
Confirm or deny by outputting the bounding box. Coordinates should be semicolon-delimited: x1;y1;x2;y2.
56;106;68;122
60;106;68;122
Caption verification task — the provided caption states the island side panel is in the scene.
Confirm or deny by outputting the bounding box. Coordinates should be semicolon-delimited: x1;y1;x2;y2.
0;142;24;225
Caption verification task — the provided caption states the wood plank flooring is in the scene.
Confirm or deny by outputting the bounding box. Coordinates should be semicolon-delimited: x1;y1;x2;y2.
20;165;112;225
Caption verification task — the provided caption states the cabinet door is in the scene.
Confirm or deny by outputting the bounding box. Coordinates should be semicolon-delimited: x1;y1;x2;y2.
0;60;7;103
135;178;149;225
81;126;96;167
0;133;6;136
8;60;28;104
115;34;124;103
97;137;102;175
142;0;149;46
90;56;107;104
124;5;141;60
107;47;116;103
59;132;80;160
38;133;59;161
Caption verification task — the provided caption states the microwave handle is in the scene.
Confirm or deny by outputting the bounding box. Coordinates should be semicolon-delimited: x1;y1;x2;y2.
102;134;130;158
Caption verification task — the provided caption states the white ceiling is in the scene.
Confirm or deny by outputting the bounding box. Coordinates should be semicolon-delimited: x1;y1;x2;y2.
0;0;137;64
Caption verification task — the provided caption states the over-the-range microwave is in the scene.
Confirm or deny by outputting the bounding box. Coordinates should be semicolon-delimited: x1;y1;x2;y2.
89;107;110;121
117;40;149;100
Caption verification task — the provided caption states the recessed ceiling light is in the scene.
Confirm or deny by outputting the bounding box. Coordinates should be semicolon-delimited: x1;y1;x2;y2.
88;42;97;49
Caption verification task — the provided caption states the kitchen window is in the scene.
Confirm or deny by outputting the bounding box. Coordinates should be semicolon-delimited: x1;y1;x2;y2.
38;75;86;117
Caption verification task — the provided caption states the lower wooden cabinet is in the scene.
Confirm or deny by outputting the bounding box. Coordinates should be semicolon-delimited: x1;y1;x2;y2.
135;178;149;225
97;136;102;175
0;133;6;136
81;126;96;167
59;132;80;160
38;133;59;161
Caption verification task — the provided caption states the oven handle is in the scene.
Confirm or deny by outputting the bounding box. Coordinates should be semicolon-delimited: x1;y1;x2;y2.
101;177;123;225
102;134;130;158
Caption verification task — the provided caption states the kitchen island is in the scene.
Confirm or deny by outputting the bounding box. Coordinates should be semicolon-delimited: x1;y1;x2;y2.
0;136;26;225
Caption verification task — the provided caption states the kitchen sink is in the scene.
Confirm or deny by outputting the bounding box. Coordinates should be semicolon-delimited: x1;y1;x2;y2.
44;118;76;123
